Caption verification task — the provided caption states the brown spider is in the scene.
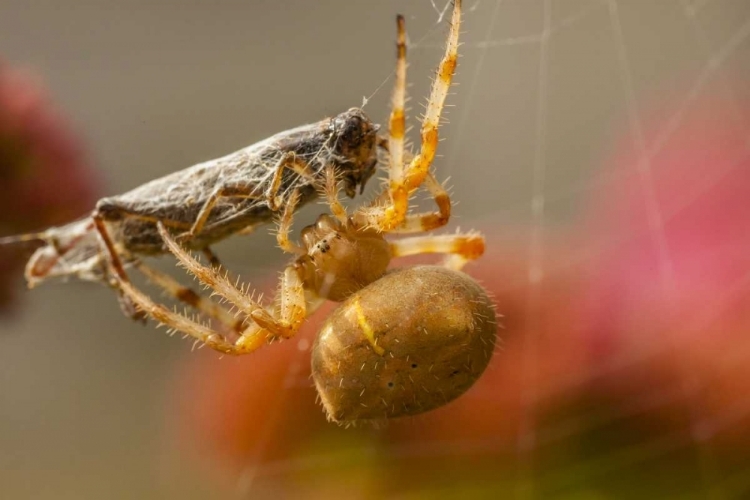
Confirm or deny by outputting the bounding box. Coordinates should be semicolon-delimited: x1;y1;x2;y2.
95;0;486;358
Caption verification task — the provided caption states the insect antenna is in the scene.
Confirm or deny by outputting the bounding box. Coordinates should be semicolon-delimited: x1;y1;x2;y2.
0;231;50;246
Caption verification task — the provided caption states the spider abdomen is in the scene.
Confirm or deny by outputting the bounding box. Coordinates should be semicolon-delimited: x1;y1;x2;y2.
311;265;498;424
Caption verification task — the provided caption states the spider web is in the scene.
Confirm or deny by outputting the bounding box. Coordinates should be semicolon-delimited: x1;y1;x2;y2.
1;0;750;498
193;1;750;496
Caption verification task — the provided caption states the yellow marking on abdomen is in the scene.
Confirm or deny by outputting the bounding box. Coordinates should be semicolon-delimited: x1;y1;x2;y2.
353;297;385;356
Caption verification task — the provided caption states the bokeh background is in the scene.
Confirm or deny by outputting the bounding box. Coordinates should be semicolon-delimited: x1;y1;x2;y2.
2;0;750;498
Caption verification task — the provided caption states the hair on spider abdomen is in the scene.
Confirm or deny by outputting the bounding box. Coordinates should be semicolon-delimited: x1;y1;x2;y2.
311;265;498;424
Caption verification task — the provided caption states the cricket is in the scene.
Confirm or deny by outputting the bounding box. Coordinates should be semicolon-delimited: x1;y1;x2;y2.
1;107;381;317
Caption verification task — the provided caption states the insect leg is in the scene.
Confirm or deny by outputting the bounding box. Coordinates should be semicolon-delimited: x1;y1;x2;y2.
182;185;263;242
93;214;131;282
92;214;153;322
389;230;484;271
266;152;316;211
201;247;222;268
182;154;313;240
87;215;180;325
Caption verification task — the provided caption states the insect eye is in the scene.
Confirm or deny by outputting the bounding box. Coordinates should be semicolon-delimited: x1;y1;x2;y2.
341;117;365;146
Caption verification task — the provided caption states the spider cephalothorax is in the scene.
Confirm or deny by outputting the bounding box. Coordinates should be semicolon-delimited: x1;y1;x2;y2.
295;214;392;303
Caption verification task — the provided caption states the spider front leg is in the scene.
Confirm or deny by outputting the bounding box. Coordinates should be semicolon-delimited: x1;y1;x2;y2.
357;0;461;231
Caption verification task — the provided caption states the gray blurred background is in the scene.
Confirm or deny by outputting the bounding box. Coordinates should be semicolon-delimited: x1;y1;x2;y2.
1;0;749;498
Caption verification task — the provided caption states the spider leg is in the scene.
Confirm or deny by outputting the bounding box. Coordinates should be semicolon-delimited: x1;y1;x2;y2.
388;173;451;234
390;230;484;271
274;178;351;257
354;12;407;230
277;166;346;255
389;13;408;195
276;189;305;255
133;260;244;333
118;276;250;354
323;165;348;223
96;214;320;354
357;0;461;231
93;213;248;352
157;222;308;341
401;0;461;192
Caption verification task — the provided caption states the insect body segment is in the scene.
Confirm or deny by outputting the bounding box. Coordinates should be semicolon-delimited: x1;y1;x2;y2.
7;108;379;292
96;107;379;254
